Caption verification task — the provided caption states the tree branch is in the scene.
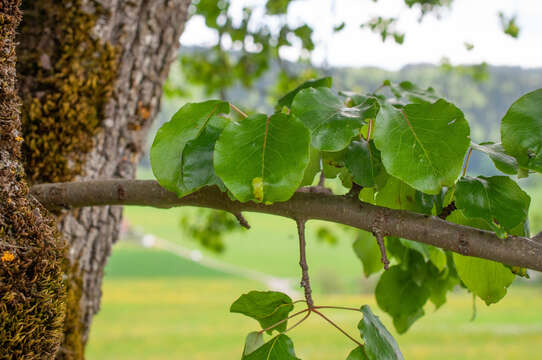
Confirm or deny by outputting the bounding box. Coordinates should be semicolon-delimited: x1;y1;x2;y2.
296;219;314;307
30;180;542;271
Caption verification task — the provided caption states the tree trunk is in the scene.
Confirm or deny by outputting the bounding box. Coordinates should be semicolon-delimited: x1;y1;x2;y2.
17;0;191;358
0;1;66;358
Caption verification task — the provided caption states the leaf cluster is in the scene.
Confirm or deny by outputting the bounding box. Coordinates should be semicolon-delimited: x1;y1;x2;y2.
151;77;542;358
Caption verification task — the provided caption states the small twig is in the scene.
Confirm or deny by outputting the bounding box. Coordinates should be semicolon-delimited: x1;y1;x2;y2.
258;308;309;334
285;310;311;333
318;169;326;187
313;306;361;312
373;229;389;270
292;299;307;305
533;230;542;243
438;201;457;220
296;219;314;308
229;103;248;118
233;211;250;229
462;147;473;177
346;183;363;198
312;309;363;347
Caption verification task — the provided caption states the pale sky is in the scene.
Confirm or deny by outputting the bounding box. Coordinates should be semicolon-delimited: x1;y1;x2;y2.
180;0;542;70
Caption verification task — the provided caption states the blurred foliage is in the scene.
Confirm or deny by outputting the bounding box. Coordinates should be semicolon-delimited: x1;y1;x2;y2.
180;208;246;252
499;12;520;38
440;58;489;82
361;17;405;44
180;0;316;99
175;0;460;101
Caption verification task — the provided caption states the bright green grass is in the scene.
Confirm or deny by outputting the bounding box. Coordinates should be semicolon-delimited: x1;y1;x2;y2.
124;205;368;293
104;243;230;278
86;277;542;360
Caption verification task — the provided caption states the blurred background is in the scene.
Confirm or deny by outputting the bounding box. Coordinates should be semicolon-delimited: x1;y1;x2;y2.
86;1;542;359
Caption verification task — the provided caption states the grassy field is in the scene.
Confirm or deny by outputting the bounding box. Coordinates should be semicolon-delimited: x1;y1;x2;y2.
85;169;542;359
86;246;542;360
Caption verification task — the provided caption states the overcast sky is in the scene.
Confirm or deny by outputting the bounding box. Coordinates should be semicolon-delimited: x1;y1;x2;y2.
180;0;542;70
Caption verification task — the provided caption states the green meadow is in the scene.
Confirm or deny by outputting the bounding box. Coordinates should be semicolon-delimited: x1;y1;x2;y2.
86;246;542;360
85;173;542;359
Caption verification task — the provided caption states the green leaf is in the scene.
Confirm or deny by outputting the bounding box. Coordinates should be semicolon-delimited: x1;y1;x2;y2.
150;100;230;196
384;80;440;105
501;89;542;173
453;253;515;305
242;334;300;360
214;113;310;203
428;274;458;310
374;100;470;194
300;146;321;186
427;246;447;272
359;305;404;360
292;87;367;152
243;332;265;356
399;239;447;272
265;0;292;15
375;176;419;212
346;347;369;360
353;232;384;277
230;291;294;334
392;308;424;335
375;266;430;333
447;210;520;305
344;140;383;187
178;116;228;195
471;142;518;175
293;24;314;51
455;176;530;232
277;77;332;109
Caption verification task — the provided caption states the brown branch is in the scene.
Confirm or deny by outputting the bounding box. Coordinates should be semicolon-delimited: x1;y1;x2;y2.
346;183;363;198
312;309;363;347
296;219;314;308
438;201;457;220
233;212;250;229
373;229;389;270
30;180;542;271
285;309;311;333
533;230;542;244
258;308;309;335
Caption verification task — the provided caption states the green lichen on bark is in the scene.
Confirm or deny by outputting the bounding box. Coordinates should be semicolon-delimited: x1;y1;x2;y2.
18;0;118;183
0;1;67;358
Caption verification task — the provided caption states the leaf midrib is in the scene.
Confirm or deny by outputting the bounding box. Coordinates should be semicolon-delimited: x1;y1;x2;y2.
399;109;441;179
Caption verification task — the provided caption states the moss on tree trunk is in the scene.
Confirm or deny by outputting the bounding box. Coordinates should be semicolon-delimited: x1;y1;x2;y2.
0;1;67;358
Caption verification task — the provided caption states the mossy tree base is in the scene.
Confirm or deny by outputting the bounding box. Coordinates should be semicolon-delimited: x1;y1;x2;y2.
0;1;67;358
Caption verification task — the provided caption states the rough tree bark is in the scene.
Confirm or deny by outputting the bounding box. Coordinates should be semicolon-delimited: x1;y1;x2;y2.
16;0;191;358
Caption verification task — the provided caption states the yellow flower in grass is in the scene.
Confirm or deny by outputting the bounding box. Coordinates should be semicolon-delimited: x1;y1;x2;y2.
1;251;15;262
